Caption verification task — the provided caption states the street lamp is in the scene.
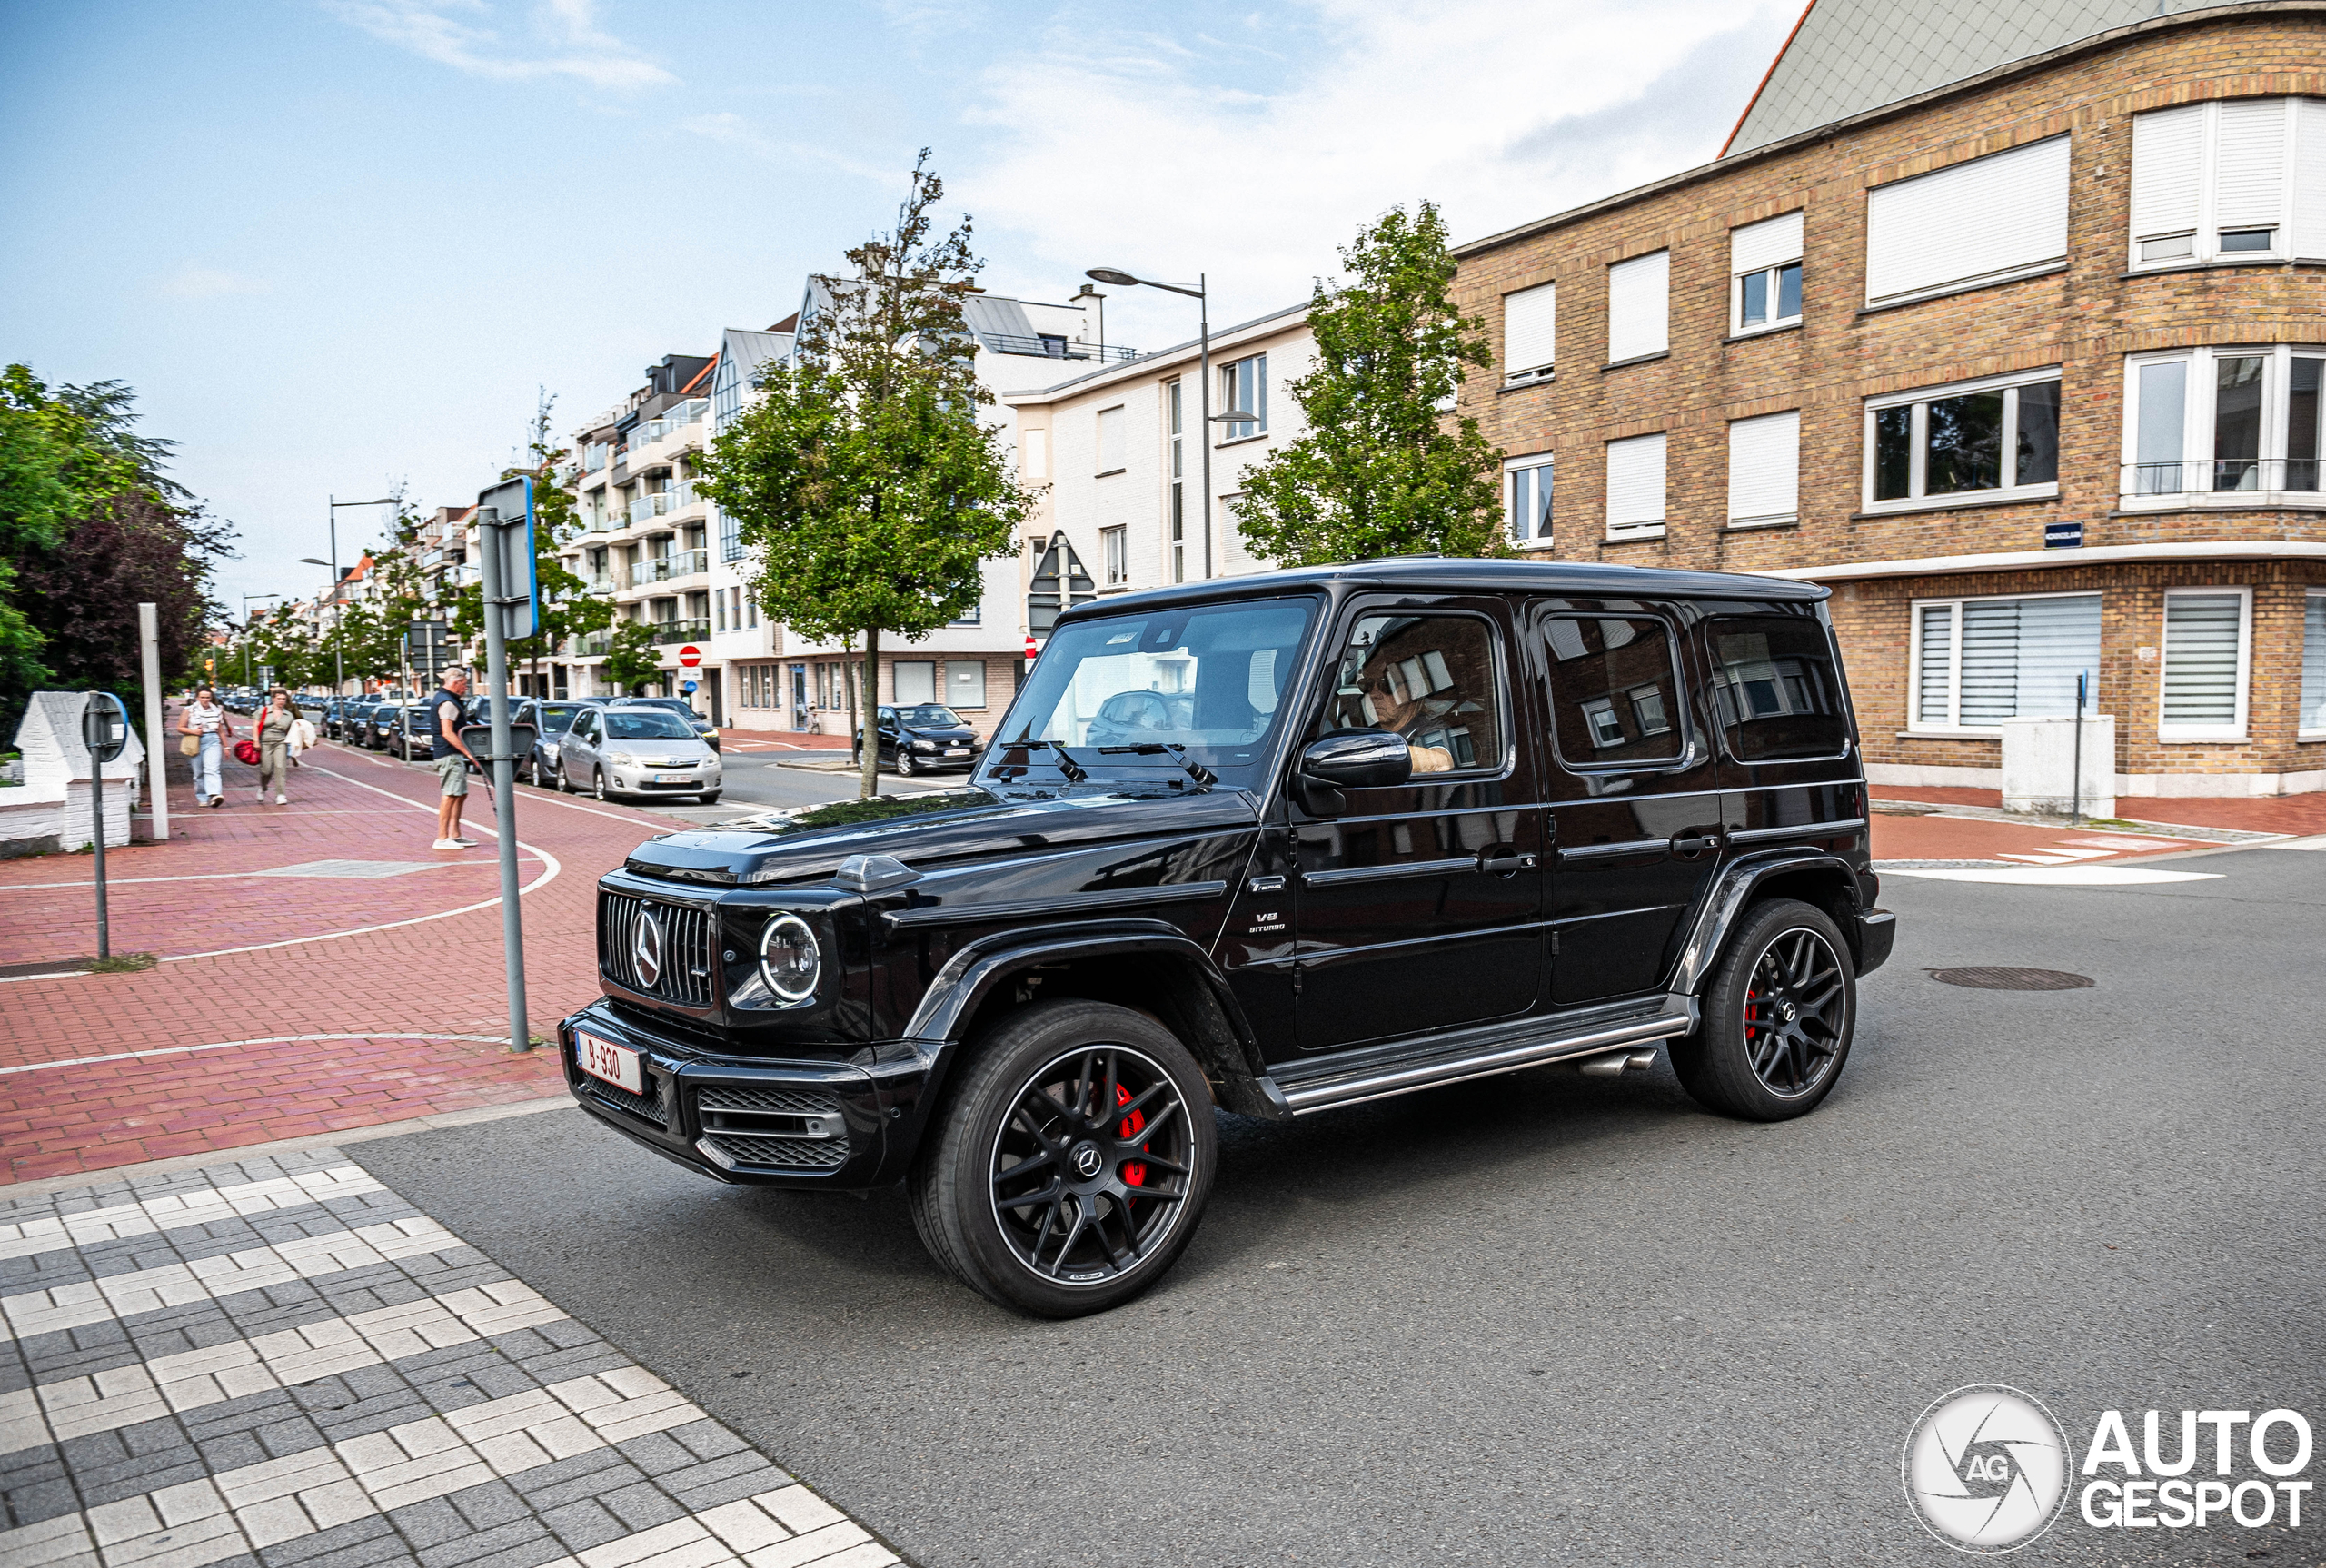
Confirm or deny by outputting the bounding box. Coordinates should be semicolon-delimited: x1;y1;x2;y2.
312;495;396;695
1088;267;1250;582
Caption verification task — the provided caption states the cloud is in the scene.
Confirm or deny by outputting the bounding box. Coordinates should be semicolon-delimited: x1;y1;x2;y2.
161;267;272;300
953;0;1794;324
324;0;676;90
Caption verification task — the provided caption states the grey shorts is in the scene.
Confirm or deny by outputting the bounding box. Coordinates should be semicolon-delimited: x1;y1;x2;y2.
435;753;470;797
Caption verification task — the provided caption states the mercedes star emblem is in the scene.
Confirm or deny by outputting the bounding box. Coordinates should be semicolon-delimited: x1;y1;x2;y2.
634;908;664;989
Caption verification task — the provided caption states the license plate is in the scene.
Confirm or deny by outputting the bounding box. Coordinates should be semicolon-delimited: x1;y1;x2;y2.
948;749;969;757
654;772;691;783
576;1032;644;1095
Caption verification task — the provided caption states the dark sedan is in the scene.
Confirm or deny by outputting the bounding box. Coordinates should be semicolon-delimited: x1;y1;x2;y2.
512;699;602;787
855;702;983;776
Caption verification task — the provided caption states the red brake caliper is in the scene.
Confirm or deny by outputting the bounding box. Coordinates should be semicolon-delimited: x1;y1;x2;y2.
1116;1084;1148;1188
1744;987;1761;1044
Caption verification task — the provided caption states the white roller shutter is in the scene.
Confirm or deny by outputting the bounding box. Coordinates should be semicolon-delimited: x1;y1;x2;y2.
2131;104;2203;241
1605;433;1666;530
2213;97;2290;232
1864;135;2070;304
2292;98;2326;258
2162;591;2247;731
1725;411;1800;524
1606;251;1669;362
1957;595;2101;724
1502;283;1557;381
1095;405;1126;473
1730;211;1804;275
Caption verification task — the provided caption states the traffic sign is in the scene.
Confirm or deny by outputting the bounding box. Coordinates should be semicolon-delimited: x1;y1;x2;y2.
473;476;540;641
82;691;131;764
1024;635;1039;660
681;680;698;694
678;645;702;668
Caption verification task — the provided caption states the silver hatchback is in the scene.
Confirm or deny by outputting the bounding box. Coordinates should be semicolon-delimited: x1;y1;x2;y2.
557;706;723;804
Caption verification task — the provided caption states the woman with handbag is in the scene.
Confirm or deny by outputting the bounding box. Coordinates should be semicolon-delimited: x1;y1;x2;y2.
180;686;232;808
254;687;297;804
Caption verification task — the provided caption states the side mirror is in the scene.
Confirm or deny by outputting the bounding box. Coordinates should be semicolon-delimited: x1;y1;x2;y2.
1296;729;1411;815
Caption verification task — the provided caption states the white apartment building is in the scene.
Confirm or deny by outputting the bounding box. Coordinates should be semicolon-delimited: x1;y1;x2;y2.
1000;303;1313;635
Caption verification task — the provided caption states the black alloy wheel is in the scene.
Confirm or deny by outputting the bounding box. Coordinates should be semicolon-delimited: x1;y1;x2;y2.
910;1000;1216;1317
1669;898;1855;1121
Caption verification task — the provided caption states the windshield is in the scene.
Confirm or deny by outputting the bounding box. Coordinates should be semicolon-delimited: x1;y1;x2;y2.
896;705;962;728
607;712;699;740
537;705;586;731
984;596;1317;788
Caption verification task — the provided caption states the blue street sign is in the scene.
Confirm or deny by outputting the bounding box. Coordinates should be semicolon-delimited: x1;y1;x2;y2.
2044;520;2084;549
681;680;699;693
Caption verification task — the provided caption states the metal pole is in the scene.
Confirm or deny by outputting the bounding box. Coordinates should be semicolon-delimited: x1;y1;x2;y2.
1198;273;1213;581
329;501;343;696
139;603;168;845
2070;670;2087;828
478;509;532;1053
91;737;108;961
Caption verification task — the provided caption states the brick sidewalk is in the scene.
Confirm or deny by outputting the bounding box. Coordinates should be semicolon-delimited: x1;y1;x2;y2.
1874;783;2326;836
0;715;693;1186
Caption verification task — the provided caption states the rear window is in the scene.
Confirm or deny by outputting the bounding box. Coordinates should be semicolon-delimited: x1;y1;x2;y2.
1706;616;1852;761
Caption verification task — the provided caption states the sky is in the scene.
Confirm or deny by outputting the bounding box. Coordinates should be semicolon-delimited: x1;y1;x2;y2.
1;0;1798;615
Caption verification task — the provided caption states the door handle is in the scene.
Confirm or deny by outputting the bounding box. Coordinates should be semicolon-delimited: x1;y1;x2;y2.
1670;832;1723;859
1477;852;1538;875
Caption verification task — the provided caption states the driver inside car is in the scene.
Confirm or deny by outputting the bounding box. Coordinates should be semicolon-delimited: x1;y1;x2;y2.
1326;616;1496;775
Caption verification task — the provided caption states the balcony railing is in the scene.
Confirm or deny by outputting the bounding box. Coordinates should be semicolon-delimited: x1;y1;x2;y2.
628;549;708;588
586;512;620;533
628;491;672;526
581;573;616;595
979;333;1142;362
2122;458;2324;497
571;630;613;657
650;617;711;646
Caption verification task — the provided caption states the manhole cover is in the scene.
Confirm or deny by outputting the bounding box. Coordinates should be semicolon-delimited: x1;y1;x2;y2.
1927;967;2094;990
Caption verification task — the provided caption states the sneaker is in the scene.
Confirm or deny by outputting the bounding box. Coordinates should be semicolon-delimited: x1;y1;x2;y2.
432;838;467;850
452;837;479;847
208;795;222;808
275;794;287;804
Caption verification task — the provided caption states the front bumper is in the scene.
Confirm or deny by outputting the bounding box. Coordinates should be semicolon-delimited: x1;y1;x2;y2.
558;1002;925;1189
1854;908;1897;977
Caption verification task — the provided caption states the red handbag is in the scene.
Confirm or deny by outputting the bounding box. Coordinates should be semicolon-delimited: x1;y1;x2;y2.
234;739;260;766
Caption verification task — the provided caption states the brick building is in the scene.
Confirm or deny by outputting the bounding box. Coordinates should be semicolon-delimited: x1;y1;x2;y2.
1453;0;2326;798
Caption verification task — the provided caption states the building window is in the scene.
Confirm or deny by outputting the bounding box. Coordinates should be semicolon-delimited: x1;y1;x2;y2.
1102;525;1128;586
1168;380;1187;582
1606;251;1669;363
1605;433;1666;537
1096;405;1127;475
2131;99;2326;269
1864;135;2070;307
950;600;982;626
2160;588;2251;739
1502;282;1556;385
946;660;988;710
1910;591;2101;731
2301;590;2326;738
1865;368;2062;511
2122;344;2324;501
745;592;757;629
718;510;741;563
894;660;937;706
1022;428;1049;480
1506;453;1553;547
1726;410;1800;528
715;593;727;632
1730;211;1803;335
1219;354;1267;440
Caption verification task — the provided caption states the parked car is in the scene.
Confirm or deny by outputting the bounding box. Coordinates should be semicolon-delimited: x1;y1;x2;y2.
607;696;719;751
558;559;1896;1318
321;698;362;740
368;701;422;754
854;702;982;777
556;705;721;802
512;699;603;788
340;697;383;745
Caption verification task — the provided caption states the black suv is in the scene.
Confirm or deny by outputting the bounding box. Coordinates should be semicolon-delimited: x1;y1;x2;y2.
561;561;1894;1317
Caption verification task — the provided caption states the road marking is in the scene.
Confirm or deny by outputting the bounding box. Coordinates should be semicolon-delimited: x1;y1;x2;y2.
0;1032;513;1077
1882;865;2225;886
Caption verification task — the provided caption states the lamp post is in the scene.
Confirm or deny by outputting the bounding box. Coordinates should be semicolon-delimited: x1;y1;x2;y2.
308;496;396;696
1085;268;1218;580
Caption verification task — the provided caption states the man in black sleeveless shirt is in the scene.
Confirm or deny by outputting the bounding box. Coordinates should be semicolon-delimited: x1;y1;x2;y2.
429;668;480;850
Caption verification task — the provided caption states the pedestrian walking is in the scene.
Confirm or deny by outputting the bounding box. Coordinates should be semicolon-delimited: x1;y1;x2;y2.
179;686;232;808
427;667;481;850
254;687;297;804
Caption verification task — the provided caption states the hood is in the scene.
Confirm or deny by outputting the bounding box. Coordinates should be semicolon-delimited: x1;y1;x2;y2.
623;783;1257;888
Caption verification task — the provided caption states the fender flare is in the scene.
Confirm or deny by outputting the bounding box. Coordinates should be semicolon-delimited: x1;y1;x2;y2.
898;918;1267;1107
1669;849;1864;996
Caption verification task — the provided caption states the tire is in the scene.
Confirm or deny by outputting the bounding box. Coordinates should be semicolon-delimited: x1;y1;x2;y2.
556;761;576;794
523;756;539;787
908;1000;1217;1318
698;792;721;805
1669;898;1855;1121
593;769;611;802
895;750;917;777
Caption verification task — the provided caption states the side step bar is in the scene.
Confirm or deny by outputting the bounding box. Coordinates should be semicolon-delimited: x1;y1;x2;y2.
1267;997;1698;1116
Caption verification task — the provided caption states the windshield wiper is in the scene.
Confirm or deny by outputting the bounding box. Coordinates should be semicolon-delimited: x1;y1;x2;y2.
1096;742;1217;791
997;736;1088;783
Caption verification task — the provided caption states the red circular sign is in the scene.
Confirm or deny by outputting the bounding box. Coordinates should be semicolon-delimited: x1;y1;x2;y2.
1024;635;1039;659
678;645;702;668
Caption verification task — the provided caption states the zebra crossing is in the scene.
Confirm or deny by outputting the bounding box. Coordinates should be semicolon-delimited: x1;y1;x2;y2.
0;1150;901;1568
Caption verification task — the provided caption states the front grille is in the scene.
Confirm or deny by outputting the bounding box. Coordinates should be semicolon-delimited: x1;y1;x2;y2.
698;1086;839;1116
600;891;718;1005
580;1066;668;1126
700;1132;849;1170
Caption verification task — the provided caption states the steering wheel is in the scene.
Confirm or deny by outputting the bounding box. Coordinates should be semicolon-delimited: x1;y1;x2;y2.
1098;690;1172;730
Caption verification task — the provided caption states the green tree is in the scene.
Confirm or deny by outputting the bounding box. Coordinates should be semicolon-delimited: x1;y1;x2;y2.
1233;203;1506;567
696;152;1033;798
599;617;662;696
449;394;613;693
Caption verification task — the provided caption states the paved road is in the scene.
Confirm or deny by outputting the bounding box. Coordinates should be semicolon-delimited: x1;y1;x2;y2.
358;847;2326;1565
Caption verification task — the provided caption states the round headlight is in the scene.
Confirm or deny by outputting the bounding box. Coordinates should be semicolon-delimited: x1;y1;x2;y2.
759;914;820;1003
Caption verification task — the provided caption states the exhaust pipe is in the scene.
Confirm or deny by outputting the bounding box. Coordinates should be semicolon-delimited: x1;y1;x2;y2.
1576;1047;1661;1077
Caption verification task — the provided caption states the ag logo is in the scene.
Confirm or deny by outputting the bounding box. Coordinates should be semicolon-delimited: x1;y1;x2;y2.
1903;1384;2072;1553
633;908;664;989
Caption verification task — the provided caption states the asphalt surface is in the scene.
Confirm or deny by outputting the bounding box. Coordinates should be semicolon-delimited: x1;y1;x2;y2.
359;845;2326;1566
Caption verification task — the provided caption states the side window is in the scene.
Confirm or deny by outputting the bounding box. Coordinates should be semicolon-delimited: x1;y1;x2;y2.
1315;613;1506;775
1543;614;1686;767
1706;616;1852;761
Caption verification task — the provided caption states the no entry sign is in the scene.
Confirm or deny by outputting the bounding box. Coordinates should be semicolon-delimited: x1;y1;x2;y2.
678;645;702;668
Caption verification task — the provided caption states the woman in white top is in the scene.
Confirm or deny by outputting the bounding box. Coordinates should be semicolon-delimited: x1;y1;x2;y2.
179;686;233;808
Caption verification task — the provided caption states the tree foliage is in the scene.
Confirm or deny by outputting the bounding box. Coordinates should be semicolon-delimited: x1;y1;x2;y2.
1233;203;1506;568
599;618;663;696
696;153;1033;798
